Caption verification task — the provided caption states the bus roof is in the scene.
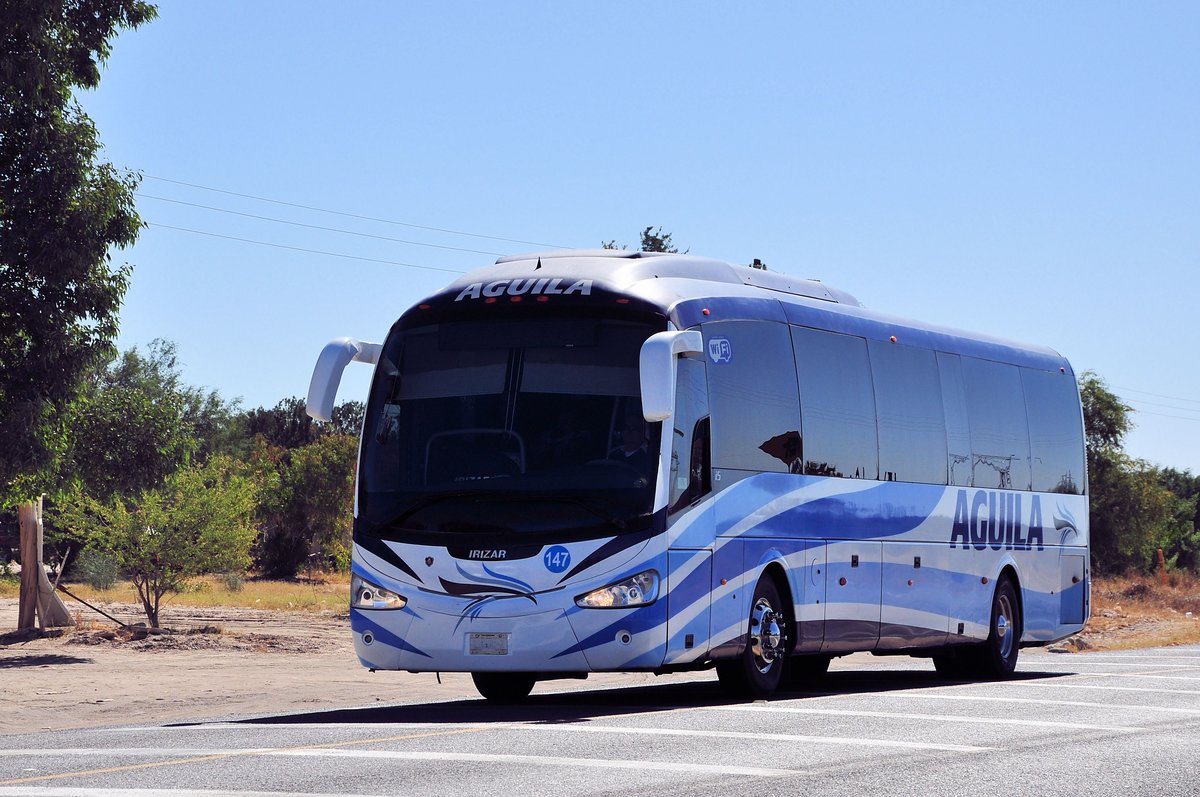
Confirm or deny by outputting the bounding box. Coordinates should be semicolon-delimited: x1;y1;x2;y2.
420;250;1071;372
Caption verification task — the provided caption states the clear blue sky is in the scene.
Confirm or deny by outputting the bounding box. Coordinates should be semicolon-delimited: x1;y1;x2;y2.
79;2;1199;473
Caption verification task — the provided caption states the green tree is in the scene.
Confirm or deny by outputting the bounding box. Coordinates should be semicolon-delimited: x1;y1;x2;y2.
1079;371;1132;453
53;340;239;506
0;0;158;502
100;338;241;461
67;455;257;627
639;225;683;253
237;396;363;453
1079;371;1174;572
601;226;687;253
254;433;357;578
1156;467;1200;572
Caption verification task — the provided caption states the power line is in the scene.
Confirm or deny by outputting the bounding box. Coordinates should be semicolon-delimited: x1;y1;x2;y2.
1133;409;1200;423
137;193;506;257
147;222;467;275
1122;396;1200;415
137;173;569;250
1114;385;1200;406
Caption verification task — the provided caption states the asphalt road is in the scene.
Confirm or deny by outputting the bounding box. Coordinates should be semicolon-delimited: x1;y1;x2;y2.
3;646;1200;796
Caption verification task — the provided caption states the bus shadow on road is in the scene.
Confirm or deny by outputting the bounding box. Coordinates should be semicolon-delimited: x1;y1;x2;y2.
203;667;1072;727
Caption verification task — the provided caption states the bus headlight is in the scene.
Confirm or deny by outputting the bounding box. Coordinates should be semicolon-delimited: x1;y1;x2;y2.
351;573;407;610
575;570;660;609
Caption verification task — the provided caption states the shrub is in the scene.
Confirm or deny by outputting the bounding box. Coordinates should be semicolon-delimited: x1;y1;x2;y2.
74;547;120;590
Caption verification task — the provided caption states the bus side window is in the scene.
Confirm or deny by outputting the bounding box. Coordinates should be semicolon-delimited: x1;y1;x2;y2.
669;416;712;513
937;352;973;488
669;356;710;514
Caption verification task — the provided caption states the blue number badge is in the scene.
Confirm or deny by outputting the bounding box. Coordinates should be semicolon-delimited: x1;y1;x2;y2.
544;545;571;573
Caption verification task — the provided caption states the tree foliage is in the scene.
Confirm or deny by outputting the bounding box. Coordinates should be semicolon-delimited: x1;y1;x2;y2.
1080;370;1177;573
1079;371;1132;453
237;396;363;453
1156;467;1200;572
0;0;158;502
62;339;240;500
601;226;686;253
638;225;683;253
253;432;357;578
66;455;256;626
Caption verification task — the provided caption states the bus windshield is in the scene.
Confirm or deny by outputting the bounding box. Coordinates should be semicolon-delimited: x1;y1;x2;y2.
359;316;662;540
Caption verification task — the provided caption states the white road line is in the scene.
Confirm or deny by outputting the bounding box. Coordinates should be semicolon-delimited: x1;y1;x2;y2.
719;705;1141;732
9;722;996;755
1026;662;1200;668
508;722;993;752
0;791;390;797
0;750;272;758
270;747;800;776
1073;672;1200;682
1010;683;1200;696
888;693;1200;715
1061;653;1200;661
0;746;797;779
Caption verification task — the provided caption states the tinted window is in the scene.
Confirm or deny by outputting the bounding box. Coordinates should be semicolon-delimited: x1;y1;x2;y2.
793;327;878;480
359;318;661;536
937;353;973;487
1022;369;1086;494
705;321;802;473
669;356;711;513
868;341;947;484
962;358;1032;491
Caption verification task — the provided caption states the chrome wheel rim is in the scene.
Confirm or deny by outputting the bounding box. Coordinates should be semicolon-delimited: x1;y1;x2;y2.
996;592;1015;659
749;597;785;673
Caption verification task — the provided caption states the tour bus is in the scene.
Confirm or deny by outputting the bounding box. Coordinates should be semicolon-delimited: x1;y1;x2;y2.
306;249;1089;702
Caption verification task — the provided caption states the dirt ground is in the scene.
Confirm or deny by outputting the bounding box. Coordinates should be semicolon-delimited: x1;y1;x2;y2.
0;598;692;735
3;592;1198;735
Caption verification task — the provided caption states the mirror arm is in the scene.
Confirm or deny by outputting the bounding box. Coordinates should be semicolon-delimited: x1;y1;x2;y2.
640;330;703;422
306;337;382;421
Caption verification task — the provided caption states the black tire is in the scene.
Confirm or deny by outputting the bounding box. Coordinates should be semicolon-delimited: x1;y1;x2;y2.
784;654;831;689
932;652;969;679
717;576;788;699
471;672;536;704
975;576;1022;678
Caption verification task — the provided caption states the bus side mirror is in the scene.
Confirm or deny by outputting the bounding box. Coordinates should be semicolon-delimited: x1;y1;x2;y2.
306;337;382;421
640;330;703;422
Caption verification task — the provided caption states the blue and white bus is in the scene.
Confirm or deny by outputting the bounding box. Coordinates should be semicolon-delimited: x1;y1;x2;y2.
306;250;1089;702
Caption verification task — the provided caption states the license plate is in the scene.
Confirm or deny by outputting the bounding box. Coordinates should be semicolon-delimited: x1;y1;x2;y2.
468;632;510;655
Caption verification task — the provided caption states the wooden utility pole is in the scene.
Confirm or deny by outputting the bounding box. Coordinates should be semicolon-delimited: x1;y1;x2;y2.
17;497;72;629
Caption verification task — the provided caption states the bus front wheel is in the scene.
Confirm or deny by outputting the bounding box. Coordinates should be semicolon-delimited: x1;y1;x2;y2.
717;575;788;699
471;672;536;704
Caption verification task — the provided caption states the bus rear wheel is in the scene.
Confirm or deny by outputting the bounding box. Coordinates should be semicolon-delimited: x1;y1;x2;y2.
717;575;788;699
935;576;1022;680
975;576;1021;677
471;672;536;704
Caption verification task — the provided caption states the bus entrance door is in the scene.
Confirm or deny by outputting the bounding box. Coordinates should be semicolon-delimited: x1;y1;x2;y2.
794;541;826;653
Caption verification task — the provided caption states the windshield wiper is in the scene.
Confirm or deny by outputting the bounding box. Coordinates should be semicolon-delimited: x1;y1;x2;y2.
518;493;629;531
379;490;634;533
381;489;511;530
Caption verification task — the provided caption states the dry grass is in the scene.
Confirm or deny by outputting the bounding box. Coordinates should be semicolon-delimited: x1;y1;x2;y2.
0;574;350;612
1076;571;1200;650
6;571;1199;650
